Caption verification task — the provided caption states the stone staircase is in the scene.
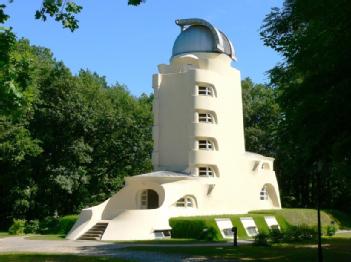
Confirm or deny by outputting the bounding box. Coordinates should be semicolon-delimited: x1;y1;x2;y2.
78;222;108;240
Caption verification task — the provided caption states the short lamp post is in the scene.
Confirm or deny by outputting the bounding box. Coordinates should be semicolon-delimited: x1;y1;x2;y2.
232;226;238;247
317;162;323;262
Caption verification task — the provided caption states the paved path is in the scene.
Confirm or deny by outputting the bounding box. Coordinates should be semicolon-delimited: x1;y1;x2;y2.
0;236;249;261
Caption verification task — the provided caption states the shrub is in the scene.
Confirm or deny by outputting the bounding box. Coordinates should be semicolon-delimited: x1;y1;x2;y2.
38;215;78;235
326;224;336;236
25;220;40;234
282;225;318;242
8;219;26;235
38;217;59;234
169;218;221;241
57;215;78;235
254;232;270;246
268;228;284;243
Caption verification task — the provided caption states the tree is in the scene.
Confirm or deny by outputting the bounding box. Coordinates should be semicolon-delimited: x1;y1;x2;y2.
261;0;351;211
0;36;153;228
241;78;281;157
6;0;145;32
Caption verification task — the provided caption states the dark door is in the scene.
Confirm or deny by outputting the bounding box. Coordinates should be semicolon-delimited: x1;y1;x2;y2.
147;189;159;209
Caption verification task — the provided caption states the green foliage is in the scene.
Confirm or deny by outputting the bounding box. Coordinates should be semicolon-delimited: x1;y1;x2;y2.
242;78;281;157
171;213;280;240
255;225;318;244
38;217;60;234
268;228;284;243
8;219;26;235
261;0;351;212
24;220;40;234
252;216;270;234
169;217;222;241
171;209;350;241
230;216;248;239
282;225;318;242
4;1;145;32
249;209;333;229
35;0;83;32
324;209;351;229
254;232;270;246
0;36;153;228
57;215;78;235
326;224;336;237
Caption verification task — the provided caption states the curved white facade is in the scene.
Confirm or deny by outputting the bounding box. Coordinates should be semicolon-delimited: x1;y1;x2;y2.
67;18;281;241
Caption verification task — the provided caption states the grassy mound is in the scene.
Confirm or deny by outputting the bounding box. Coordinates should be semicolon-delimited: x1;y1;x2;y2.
170;213;279;240
170;208;350;240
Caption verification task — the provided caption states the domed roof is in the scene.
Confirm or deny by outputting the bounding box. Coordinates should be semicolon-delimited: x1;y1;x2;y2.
172;18;237;60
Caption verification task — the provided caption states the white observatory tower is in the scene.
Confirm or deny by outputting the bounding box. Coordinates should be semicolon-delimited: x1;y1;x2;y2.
67;18;281;241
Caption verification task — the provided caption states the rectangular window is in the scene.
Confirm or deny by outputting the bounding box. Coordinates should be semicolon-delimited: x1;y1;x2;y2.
247;226;258;236
198;140;213;150
176;198;185;207
199;167;214;177
198;86;213;96
198;113;213;123
260;187;268;200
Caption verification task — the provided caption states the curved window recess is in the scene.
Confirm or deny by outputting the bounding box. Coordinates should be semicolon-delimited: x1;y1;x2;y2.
196;137;218;151
198;139;213;150
198;166;215;177
197;84;216;97
175;195;197;208
261;184;280;207
197;111;217;124
261;162;271;170
260;186;268;200
252;161;260;171
140;189;160;209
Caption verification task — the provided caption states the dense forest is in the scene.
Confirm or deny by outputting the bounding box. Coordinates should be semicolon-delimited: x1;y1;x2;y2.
1;0;350;229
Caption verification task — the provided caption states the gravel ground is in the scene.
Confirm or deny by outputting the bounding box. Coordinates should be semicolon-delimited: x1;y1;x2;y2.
0;236;184;261
0;236;249;261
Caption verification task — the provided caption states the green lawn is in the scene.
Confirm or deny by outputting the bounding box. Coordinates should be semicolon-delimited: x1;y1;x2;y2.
249;208;333;227
334;232;351;238
0;232;9;238
25;234;65;240
114;238;227;244
124;238;351;261
0;254;128;262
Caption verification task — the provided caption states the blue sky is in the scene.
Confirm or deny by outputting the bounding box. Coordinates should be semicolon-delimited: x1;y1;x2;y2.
4;0;283;96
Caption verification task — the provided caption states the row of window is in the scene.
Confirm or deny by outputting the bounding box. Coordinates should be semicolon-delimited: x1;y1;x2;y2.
138;187;270;210
195;86;215;177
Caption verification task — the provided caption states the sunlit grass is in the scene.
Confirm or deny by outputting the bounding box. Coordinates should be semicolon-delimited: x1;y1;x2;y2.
24;234;65;240
0;253;129;262
124;238;351;262
0;232;9;238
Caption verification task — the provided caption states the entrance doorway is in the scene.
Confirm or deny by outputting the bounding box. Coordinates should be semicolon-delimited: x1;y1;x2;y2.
140;189;159;209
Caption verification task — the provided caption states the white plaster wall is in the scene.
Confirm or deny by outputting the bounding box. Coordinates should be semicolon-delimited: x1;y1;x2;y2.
68;51;281;241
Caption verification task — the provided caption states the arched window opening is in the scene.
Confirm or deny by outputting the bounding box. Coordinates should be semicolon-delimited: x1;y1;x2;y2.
175;196;196;208
140;189;159;209
260;184;280;207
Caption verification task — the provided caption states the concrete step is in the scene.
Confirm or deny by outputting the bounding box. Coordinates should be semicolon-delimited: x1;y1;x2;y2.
78;236;100;240
86;230;104;234
82;233;103;237
78;222;109;241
